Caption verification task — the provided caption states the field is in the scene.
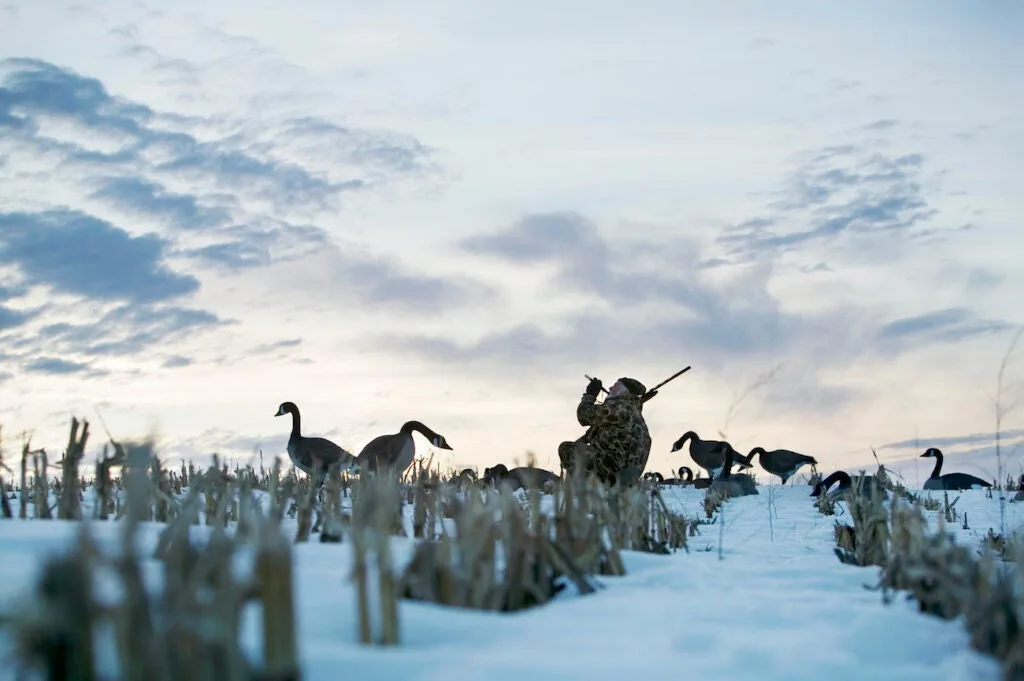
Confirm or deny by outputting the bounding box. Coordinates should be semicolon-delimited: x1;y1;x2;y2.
0;426;1021;681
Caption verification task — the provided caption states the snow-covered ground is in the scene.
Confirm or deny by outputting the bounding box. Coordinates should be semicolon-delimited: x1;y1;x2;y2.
0;483;1016;681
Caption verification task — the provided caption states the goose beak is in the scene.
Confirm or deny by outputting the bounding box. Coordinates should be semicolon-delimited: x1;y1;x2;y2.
670;443;680;452
274;406;285;417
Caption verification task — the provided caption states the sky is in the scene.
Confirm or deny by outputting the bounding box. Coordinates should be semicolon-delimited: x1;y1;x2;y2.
1;0;1023;485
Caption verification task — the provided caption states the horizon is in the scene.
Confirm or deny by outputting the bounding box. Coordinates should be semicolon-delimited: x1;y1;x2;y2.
1;1;1022;484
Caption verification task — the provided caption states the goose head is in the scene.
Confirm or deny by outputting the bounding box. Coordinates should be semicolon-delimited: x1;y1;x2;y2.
274;401;297;417
432;434;453;450
483;464;509;485
670;431;697;452
919;447;942;458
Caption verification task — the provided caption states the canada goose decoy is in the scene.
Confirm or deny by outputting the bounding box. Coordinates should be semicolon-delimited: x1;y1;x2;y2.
354;420;453;476
748;446;818;485
708;448;759;498
810;471;888;501
919;447;993;491
671;431;753;480
661;467;696;486
483;463;560;491
274;401;357;485
692;472;712;490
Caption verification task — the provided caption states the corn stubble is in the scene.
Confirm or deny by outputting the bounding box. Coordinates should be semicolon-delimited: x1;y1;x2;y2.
832;482;1024;680
1;434;302;681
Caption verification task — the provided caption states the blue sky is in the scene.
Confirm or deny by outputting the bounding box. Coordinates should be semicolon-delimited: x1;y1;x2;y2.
1;1;1022;484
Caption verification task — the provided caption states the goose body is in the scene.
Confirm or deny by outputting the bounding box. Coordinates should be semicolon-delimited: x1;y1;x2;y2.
708;448;759;498
920;447;992;491
671;431;753;480
811;471;888;501
483;464;560;491
749;446;818;485
692;473;712;490
355;420;453;476
274;401;357;484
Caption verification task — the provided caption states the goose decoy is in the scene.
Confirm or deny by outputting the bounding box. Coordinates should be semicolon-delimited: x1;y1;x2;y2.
671;431;753;480
810;471;888;501
708;448;758;498
919;447;992;491
692;472;712;490
748;446;818;485
483;463;560;491
274;401;357;485
354;420;453;476
643;468;692;486
661;467;696;486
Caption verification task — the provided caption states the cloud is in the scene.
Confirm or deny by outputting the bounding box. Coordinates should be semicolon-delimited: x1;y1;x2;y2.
277;238;498;313
401;212;864;378
250;338;302;354
0;304;37;330
0;58;432;215
89;176;231;229
35;304;230;357
459;213;830;347
0;209;199;303
22;356;99;375
718;140;942;258
877;307;1013;352
268;117;436;177
882;428;1024;451
162;355;192;368
179;219;330;271
387;206;1014;417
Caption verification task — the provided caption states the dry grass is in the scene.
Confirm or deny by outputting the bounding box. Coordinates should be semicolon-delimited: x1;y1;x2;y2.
828;482;1024;680
0;416;704;676
3;414;1024;679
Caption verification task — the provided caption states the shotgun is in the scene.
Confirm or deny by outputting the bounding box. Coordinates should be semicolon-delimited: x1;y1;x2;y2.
582;366;692;402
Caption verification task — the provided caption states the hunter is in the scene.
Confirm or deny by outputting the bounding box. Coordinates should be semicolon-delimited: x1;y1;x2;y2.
557;376;654;487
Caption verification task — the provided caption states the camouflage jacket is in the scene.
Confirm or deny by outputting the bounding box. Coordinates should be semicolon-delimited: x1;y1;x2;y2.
576;391;652;480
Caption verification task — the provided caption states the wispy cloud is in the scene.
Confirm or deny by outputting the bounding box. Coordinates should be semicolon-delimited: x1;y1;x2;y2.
877;307;1013;353
89;176;231;230
161;355;192;369
719;140;942;259
882;428;1024;451
34;305;230;358
397;212;864;375
22;356;102;376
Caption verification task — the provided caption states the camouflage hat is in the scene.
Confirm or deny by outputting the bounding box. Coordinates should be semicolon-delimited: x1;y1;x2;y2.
617;377;646;396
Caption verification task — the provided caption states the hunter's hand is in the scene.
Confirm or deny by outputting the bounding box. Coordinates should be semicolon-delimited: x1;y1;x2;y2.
585;377;603;396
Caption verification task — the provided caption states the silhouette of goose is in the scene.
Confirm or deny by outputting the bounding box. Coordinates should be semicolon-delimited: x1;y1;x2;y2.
920;447;992;491
671;431;752;480
274;401;357;485
811;471;888;501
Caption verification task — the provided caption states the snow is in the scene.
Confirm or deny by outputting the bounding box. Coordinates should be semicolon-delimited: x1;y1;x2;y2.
0;483;1017;681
